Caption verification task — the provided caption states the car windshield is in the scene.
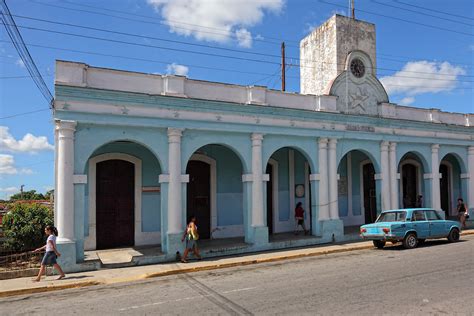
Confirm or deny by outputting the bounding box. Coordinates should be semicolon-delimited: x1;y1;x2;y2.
376;211;407;222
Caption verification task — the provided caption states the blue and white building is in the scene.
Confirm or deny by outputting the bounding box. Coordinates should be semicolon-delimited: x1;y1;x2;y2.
53;15;473;271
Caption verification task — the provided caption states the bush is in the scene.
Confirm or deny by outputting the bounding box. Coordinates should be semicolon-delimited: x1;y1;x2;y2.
2;203;53;251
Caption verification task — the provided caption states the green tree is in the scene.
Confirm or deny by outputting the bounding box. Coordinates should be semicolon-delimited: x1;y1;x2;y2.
9;190;45;201
2;203;53;251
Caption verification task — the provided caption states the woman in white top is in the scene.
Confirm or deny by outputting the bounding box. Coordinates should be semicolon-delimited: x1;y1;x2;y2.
33;225;65;281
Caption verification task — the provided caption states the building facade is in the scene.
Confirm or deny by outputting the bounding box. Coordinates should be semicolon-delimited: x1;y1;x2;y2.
53;15;473;271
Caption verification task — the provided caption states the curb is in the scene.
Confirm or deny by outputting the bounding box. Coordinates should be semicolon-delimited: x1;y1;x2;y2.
1;232;472;298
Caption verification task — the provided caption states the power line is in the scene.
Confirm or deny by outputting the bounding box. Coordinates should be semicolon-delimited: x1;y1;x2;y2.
0;0;53;107
319;0;474;37
10;13;283;61
27;0;285;47
394;0;474;21
7;21;474;81
0;74;51;79
62;0;299;45
0;108;49;119
2;39;472;92
372;0;474;27
0;39;299;80
25;0;474;66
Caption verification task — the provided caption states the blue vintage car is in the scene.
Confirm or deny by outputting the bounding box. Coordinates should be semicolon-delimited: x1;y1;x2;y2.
360;208;461;249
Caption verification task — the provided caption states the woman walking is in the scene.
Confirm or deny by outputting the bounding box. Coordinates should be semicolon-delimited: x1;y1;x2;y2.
457;198;468;229
181;215;202;263
33;225;65;282
294;202;309;235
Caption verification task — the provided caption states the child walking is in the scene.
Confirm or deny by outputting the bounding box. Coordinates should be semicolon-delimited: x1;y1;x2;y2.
294;202;309;235
33;225;65;282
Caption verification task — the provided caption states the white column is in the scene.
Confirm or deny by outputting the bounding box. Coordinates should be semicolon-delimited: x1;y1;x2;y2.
318;138;330;220
56;120;76;242
328;138;339;219
467;146;474;210
380;141;391;211
167;128;183;234
431;144;441;210
389;142;398;209
251;133;264;227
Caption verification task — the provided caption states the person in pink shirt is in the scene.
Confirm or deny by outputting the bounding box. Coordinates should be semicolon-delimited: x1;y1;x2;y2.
294;202;308;235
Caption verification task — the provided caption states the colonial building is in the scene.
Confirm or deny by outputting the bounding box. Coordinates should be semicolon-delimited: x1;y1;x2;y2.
53;15;473;271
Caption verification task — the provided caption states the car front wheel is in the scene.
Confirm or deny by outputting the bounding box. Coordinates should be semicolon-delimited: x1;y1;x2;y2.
373;240;386;249
403;233;418;249
447;228;460;242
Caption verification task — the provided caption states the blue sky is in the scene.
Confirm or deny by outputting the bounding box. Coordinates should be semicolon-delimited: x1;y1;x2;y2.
0;0;473;199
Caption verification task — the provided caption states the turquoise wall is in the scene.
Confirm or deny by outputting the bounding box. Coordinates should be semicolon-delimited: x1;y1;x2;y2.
195;145;244;226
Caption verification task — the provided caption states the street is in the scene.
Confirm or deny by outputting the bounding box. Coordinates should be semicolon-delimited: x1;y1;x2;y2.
1;236;473;315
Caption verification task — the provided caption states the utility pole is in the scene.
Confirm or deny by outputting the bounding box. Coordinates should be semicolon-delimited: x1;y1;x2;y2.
351;0;355;19
281;42;286;91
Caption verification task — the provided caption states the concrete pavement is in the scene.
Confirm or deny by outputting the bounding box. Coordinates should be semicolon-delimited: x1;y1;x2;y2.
1;230;473;299
2;234;473;315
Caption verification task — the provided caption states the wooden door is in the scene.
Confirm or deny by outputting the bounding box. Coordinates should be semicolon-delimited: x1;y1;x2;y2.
96;160;135;249
363;163;377;223
186;161;211;239
266;164;273;234
440;164;450;217
402;164;417;208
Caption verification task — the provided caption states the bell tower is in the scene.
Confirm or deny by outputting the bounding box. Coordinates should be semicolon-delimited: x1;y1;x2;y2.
300;14;377;96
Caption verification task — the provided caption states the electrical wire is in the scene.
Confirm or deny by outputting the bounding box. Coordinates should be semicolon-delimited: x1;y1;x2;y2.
5;21;473;81
394;0;474;21
318;0;474;37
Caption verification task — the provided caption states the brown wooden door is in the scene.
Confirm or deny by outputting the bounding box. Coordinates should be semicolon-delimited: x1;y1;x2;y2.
402;164;417;208
440;164;450;218
96;160;135;249
266;164;273;234
363;163;377;224
186;161;211;239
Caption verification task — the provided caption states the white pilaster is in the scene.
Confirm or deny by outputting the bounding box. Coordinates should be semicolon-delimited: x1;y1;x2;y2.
380;141;391;211
56;120;76;242
318;138;330;220
328;138;339;219
389;142;398;209
468;146;474;210
167;128;183;234
431;144;441;210
251;133;264;227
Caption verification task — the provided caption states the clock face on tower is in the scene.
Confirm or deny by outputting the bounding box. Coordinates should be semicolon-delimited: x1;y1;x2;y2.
350;58;365;78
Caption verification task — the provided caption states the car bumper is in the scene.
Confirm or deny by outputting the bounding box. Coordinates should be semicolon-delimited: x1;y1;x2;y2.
360;234;403;242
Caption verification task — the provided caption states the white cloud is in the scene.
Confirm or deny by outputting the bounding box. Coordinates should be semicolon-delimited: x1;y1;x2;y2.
469;44;474;51
166;63;189;76
0;154;33;175
0;126;54;153
0;186;19;199
380;61;466;96
147;0;284;47
399;97;415;106
15;58;25;68
235;28;252;48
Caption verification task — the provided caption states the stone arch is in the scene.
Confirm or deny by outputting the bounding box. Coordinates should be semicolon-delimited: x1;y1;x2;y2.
337;150;379;226
264;146;312;234
440;153;466;217
398;152;427;208
84;140;163;250
185;144;245;239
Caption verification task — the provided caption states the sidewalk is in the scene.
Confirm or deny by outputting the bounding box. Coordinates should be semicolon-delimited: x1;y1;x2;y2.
1;230;473;299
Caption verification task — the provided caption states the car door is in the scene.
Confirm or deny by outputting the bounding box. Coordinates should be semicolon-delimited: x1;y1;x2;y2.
412;210;430;238
426;210;445;238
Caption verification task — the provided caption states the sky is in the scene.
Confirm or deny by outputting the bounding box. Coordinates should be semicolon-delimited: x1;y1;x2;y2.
0;0;473;199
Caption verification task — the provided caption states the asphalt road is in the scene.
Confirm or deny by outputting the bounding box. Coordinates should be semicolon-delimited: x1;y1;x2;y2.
1;236;473;315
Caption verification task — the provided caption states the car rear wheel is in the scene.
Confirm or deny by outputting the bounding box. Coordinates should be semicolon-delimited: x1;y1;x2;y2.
373;240;386;249
403;233;418;249
447;228;460;242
